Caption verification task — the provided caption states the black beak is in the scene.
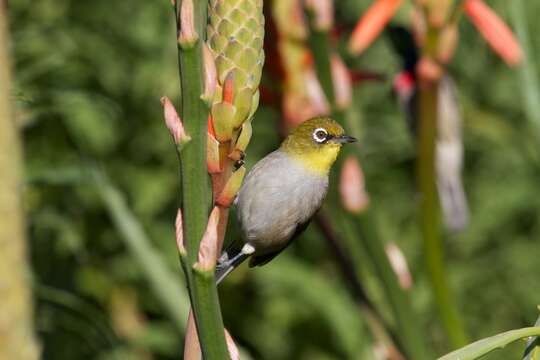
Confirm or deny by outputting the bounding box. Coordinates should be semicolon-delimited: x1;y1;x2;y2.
331;134;357;144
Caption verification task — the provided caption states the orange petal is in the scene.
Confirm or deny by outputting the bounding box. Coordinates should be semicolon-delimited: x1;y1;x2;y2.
216;166;246;208
348;0;403;55
222;71;235;104
339;156;370;214
464;0;522;66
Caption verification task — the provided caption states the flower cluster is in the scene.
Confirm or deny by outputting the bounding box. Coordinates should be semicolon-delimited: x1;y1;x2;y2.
349;0;522;74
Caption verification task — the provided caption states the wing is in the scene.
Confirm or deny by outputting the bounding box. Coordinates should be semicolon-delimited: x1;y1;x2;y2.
248;218;312;267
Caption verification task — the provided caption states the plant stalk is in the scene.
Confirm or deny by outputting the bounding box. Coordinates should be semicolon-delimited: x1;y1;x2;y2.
305;11;428;358
173;1;229;358
418;24;468;348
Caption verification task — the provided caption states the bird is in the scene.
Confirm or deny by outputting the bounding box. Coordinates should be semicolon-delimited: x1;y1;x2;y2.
215;117;356;283
388;26;469;232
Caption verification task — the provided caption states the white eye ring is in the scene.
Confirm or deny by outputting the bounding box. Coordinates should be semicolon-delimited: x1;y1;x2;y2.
312;128;328;143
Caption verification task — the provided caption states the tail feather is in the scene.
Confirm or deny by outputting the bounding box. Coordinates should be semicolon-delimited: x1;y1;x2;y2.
215;244;249;284
438;175;469;232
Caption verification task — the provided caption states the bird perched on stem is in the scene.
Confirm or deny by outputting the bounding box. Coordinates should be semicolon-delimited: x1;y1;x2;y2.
216;117;356;283
389;26;469;232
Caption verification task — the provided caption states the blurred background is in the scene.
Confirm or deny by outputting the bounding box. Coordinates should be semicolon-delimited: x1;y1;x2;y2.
6;0;540;359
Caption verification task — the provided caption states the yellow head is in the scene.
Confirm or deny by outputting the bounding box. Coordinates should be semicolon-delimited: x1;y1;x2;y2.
280;117;357;175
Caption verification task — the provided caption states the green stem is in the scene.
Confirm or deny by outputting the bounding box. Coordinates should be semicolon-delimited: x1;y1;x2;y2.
418;28;468;348
305;11;426;358
173;1;229;358
355;212;430;360
416;8;470;345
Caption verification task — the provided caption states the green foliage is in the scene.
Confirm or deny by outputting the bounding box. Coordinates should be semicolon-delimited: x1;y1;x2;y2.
439;327;540;360
9;0;540;358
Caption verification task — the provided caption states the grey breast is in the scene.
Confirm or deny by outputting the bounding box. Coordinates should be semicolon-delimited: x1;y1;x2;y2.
236;150;328;254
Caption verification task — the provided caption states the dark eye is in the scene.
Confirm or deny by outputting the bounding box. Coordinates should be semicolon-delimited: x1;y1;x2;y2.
313;128;328;143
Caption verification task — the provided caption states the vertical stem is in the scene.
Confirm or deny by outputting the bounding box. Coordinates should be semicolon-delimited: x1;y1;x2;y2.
174;1;229;358
418;26;468;348
0;6;39;359
305;11;428;358
177;0;212;265
355;212;430;360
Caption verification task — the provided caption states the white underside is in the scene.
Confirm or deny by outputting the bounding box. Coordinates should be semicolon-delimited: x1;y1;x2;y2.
235;150;328;255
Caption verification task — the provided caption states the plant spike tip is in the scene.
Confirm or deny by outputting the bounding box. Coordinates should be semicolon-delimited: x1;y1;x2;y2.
178;0;199;47
194;207;220;272
216;166;246;208
202;43;218;104
160;96;192;148
207;132;222;174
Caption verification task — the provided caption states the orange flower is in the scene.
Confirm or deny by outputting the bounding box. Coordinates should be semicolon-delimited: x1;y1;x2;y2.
348;0;403;55
464;0;522;66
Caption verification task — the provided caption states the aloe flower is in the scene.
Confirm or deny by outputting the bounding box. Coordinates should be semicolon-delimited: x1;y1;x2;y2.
348;0;522;67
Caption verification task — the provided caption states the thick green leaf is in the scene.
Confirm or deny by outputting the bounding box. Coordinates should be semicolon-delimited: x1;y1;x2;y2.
524;313;540;360
439;327;540;360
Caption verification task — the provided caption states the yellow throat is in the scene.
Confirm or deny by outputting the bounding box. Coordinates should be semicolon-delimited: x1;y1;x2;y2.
281;143;341;176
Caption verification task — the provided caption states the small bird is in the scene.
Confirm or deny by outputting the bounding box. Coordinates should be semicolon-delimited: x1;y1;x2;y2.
216;117;356;283
389;26;469;232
